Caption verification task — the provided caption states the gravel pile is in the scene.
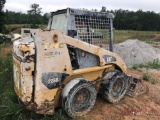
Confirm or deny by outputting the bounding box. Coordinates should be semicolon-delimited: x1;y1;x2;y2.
114;39;160;67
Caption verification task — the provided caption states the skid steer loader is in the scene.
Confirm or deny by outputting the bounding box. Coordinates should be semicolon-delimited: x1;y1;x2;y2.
12;8;148;118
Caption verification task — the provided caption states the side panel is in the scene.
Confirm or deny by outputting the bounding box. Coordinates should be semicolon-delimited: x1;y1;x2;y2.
13;38;35;103
33;30;72;113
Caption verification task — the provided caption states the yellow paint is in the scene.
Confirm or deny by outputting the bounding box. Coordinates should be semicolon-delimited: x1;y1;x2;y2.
53;43;60;48
72;65;112;75
45;43;61;49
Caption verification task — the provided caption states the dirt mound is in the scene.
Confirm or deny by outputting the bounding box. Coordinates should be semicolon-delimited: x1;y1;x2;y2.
114;39;160;67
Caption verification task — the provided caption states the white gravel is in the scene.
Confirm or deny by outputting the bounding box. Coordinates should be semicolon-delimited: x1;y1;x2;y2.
114;39;160;67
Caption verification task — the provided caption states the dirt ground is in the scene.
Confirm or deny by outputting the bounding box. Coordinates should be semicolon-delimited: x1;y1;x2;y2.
85;69;160;120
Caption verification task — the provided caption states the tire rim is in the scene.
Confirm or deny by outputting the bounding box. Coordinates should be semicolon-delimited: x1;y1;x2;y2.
112;77;125;97
72;87;91;112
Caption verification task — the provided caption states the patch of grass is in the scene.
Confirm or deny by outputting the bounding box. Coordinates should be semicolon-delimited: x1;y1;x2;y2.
142;71;158;84
132;64;142;70
114;30;160;43
143;71;151;81
150;78;158;84
132;59;160;70
0;42;11;48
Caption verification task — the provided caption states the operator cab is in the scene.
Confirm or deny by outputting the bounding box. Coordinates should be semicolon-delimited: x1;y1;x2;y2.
46;8;115;51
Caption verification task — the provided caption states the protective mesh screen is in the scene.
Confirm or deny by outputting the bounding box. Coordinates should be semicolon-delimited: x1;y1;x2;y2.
75;15;111;50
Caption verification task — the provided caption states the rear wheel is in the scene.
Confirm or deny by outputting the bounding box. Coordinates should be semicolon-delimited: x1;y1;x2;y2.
61;78;97;118
100;71;128;103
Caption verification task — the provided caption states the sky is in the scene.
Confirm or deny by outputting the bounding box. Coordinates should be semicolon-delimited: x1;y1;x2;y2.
4;0;160;14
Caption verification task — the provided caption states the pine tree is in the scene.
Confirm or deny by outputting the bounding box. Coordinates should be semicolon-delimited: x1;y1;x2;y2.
0;0;6;33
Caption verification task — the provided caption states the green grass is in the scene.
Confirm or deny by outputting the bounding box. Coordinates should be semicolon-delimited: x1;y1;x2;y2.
150;77;158;84
142;71;151;81
132;59;160;70
114;30;160;43
142;71;158;84
132;60;160;85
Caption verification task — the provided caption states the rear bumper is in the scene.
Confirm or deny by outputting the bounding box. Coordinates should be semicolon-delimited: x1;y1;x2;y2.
18;96;55;115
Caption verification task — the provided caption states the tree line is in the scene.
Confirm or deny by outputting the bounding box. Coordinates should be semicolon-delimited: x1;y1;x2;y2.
5;10;48;25
5;3;48;25
112;9;160;31
0;3;48;33
100;7;160;31
0;0;6;33
1;2;160;33
5;8;160;31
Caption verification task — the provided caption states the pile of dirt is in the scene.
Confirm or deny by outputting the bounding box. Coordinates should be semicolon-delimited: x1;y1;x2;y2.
114;39;160;67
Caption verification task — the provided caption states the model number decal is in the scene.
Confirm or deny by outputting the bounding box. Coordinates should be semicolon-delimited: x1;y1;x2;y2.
44;51;62;56
48;78;59;84
42;72;69;90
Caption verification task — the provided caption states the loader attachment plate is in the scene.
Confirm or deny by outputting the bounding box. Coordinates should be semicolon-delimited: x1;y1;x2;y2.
126;75;149;97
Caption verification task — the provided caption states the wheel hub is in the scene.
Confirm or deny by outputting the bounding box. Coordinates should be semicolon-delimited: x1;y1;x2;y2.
112;78;124;97
72;88;90;112
77;94;85;103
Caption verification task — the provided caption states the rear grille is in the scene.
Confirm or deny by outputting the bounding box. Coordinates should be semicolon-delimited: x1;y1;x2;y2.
75;15;111;50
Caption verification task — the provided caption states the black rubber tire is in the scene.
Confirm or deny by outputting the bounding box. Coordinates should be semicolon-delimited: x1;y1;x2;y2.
61;79;97;118
100;72;128;103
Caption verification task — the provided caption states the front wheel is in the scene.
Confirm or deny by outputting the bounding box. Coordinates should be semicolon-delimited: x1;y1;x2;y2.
61;78;97;118
100;71;128;103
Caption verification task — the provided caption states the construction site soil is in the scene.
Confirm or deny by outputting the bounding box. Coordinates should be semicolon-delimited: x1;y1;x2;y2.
85;69;160;120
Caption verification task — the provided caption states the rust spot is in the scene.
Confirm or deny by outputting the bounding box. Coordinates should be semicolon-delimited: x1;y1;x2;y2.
25;102;37;111
25;66;31;71
36;105;54;115
36;100;54;115
24;100;55;115
53;34;58;43
64;65;67;71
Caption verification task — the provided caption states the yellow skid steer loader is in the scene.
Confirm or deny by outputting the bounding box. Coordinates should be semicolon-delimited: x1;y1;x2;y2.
12;8;147;118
